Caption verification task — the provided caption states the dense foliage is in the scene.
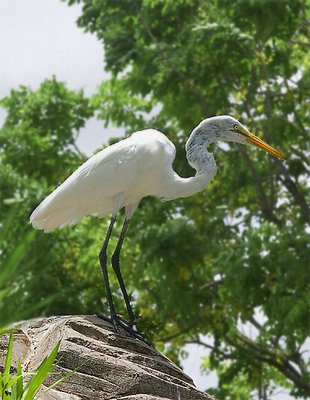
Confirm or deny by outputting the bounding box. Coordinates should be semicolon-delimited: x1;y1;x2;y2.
0;78;98;323
1;1;309;398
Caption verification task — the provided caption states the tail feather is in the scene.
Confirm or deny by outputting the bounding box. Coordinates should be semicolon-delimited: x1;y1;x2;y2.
30;185;81;232
31;207;88;233
30;184;113;232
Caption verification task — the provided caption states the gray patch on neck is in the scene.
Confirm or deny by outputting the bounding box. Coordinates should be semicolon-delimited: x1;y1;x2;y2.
186;122;224;150
185;122;222;172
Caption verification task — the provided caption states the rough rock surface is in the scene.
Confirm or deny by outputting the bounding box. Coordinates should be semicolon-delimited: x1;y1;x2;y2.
0;315;213;400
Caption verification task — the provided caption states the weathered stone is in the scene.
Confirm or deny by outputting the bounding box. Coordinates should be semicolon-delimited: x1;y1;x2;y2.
0;315;213;400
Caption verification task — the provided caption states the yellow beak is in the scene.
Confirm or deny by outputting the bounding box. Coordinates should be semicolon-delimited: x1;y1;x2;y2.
239;126;286;160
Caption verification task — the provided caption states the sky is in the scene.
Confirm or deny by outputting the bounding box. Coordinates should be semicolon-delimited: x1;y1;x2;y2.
0;1;295;398
0;0;122;155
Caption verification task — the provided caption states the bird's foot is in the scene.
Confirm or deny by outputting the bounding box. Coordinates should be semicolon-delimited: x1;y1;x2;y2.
96;312;137;331
115;317;152;347
96;312;123;334
115;314;139;332
95;312;152;346
95;312;110;323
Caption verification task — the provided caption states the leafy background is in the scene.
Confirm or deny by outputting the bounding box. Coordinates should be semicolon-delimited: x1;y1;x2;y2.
0;1;309;399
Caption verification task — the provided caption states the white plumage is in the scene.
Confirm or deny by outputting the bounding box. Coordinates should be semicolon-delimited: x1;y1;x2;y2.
30;116;285;233
31;129;179;232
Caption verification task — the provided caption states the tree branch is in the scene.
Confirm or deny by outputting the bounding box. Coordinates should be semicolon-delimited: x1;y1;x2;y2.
227;332;310;394
275;159;310;222
238;146;281;225
185;339;236;361
155;315;201;342
199;278;224;291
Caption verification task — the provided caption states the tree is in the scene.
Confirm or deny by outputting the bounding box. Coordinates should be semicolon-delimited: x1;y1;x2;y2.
0;78;99;322
64;0;310;397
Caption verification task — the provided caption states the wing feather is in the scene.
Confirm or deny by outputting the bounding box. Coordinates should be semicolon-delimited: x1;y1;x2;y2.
30;129;176;232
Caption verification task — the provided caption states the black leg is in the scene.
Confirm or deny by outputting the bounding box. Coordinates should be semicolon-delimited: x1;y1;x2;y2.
111;218;139;330
99;215;120;332
98;215;152;346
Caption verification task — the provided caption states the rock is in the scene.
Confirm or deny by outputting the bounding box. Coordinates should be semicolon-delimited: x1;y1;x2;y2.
0;315;213;400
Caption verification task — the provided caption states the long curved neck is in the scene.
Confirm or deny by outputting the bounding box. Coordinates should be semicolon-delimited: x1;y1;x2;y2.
160;127;217;200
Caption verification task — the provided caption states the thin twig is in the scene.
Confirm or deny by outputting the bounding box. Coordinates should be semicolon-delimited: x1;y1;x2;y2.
155;315;201;342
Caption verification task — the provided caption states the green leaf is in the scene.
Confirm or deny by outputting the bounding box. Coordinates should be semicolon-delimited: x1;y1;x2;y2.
7;373;24;400
3;332;14;385
0;231;35;288
0;372;3;398
42;366;78;394
22;342;60;400
0;287;11;301
16;360;24;398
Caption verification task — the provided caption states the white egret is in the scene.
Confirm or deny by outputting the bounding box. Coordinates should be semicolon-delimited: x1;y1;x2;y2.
30;115;286;341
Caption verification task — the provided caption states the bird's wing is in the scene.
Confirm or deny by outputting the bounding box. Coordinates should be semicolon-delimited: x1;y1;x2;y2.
30;138;136;231
30;130;176;232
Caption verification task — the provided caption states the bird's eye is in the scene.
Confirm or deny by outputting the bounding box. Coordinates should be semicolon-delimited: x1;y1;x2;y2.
233;124;239;131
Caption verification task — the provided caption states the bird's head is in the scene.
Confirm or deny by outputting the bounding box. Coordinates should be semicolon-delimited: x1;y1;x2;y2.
197;115;286;160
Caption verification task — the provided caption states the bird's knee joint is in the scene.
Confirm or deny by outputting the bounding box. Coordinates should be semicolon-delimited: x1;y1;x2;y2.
111;253;120;269
99;251;107;263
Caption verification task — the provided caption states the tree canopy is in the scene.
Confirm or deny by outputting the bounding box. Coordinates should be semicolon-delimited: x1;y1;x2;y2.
1;1;309;398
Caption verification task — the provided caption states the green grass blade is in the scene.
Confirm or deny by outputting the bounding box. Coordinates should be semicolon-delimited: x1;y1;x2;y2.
0;287;11;301
43;366;78;394
22;342;60;400
6;375;23;389
11;379;17;400
0;231;35;287
0;208;16;244
16;359;24;398
0;371;3;398
3;332;13;385
7;372;24;400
